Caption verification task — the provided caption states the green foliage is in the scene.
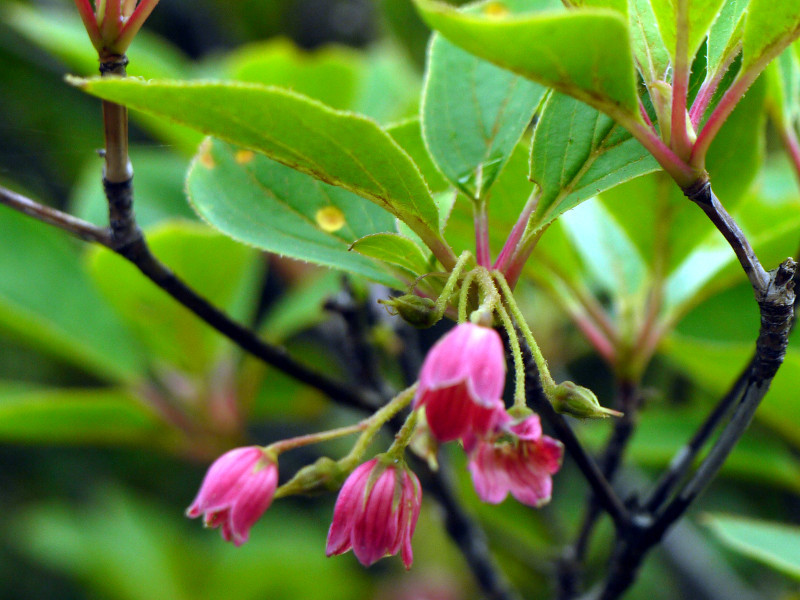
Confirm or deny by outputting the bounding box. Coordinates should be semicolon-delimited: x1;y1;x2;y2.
706;514;800;581
186;138;401;286
87;222;262;375
649;0;726;66
422;32;546;198
0;207;145;382
529;93;660;233
414;0;642;121
71;77;450;263
742;1;800;74
0;385;165;445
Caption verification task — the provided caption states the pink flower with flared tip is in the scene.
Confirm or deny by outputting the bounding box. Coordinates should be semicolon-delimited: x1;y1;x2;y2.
467;414;563;507
415;323;509;445
186;446;278;546
326;458;421;569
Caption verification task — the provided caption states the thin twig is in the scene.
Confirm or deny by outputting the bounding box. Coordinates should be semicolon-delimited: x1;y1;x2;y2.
0;186;111;246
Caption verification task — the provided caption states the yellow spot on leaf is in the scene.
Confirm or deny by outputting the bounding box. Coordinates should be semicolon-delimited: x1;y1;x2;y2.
235;149;255;164
198;139;215;168
316;206;346;232
484;1;509;17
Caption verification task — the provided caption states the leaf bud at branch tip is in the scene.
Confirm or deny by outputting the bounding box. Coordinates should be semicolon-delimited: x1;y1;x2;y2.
379;294;439;328
552;381;623;419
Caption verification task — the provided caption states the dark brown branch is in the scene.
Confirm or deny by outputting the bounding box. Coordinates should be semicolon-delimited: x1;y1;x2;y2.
684;180;769;292
592;258;795;600
519;337;630;532
558;381;641;599
643;359;751;512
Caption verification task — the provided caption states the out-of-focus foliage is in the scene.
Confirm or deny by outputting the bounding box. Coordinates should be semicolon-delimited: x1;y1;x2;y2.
2;1;800;599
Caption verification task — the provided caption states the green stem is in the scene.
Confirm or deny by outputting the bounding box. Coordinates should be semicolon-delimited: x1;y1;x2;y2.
386;409;419;461
266;422;367;455
338;383;417;472
493;272;557;395
458;270;478;323
435;251;473;319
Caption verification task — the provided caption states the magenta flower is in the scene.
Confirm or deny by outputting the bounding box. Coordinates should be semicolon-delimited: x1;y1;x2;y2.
467;414;563;507
186;446;278;546
326;458;422;569
415;323;508;444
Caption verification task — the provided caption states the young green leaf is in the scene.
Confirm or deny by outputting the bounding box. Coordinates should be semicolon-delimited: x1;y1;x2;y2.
706;0;747;78
706;515;800;580
69;77;455;268
650;0;726;66
413;0;643;123
186;138;402;286
529;93;660;232
350;233;433;280
742;1;800;75
386;118;450;193
422;32;546;199
629;0;671;83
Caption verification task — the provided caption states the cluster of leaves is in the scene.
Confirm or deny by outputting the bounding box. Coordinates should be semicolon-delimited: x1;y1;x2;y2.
2;0;800;597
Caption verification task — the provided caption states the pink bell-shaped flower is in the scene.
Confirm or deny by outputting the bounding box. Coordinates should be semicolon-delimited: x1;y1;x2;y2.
415;323;508;444
326;457;422;569
186;446;278;546
467;414;563;507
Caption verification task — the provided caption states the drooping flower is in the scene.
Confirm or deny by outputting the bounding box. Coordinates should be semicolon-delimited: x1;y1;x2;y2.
415;322;508;445
467;414;563;507
326;458;422;569
186;446;278;546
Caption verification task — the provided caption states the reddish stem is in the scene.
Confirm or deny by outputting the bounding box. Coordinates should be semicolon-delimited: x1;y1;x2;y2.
474;200;491;267
494;191;538;273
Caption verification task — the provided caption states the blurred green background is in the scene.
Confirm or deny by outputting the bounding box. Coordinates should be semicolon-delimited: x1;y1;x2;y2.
2;1;800;599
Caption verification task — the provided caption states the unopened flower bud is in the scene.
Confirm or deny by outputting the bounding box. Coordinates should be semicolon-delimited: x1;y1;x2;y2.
552;381;622;419
379;295;439;328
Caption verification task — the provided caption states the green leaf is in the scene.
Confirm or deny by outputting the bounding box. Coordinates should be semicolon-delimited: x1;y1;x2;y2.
71;77;452;264
529;92;660;232
706;514;800;581
706;0;748;78
742;1;800;74
650;0;726;65
350;233;433;279
0;385;164;444
629;0;671;83
422;32;547;198
0;206;145;382
88;221;261;375
560;199;647;296
765;48;800;129
413;0;643;120
386;118;450;193
223;38;362;110
186;138;401;286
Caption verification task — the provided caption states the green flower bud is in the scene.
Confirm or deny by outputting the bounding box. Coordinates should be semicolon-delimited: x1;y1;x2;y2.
552;381;623;419
379;294;439;328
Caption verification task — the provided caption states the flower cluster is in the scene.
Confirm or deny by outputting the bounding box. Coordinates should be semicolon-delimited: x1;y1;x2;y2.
185;321;562;570
415;323;563;507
